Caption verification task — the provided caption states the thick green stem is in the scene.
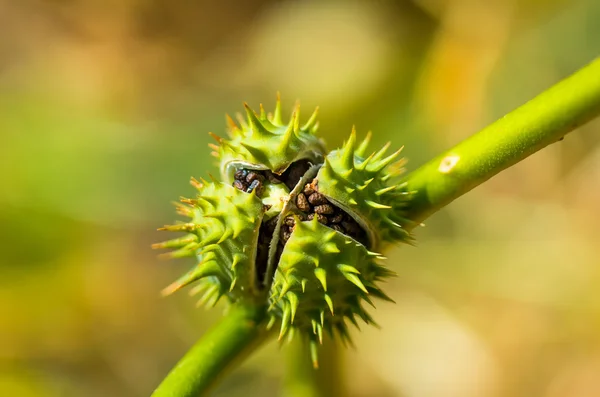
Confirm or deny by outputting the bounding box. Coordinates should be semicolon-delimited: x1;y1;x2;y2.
152;304;274;397
402;57;600;225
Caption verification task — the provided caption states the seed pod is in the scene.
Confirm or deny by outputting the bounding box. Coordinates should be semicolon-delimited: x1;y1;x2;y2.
155;181;265;306
155;98;414;368
268;217;395;366
316;128;414;247
214;96;326;185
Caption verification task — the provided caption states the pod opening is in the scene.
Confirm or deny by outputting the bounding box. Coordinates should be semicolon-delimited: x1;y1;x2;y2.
230;161;369;288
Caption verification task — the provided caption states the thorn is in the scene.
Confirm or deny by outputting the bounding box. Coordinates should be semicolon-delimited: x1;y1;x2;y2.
272;92;283;125
368;287;396;303
356;151;375;171
337;264;360;274
301;278;308;293
235;112;248;129
373;147;403;172
347;313;361;330
278;280;293;299
311;121;320;134
217;228;232;244
320;310;325;326
322;242;340;254
314;268;327;291
287;292;299;323
372;141;391;163
208;132;223;143
292;100;301;132
190;177;203;190
342;273;368;293
357;178;374;191
279;302;291;340
302;106;319;131
225;114;239;133
231;254;241;270
375;185;397;196
151;235;197;249
259;103;267;119
340;127;357;169
365;200;392;209
356;131;372;157
157;223;196;232
240;142;270;164
316;323;323;344
281;118;295;148
266;315;277;331
310;340;319;369
324;294;334;315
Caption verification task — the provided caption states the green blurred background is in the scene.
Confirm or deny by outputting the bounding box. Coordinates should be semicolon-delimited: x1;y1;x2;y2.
1;0;600;396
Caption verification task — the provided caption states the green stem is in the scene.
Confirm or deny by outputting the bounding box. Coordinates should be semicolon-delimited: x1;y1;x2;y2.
402;57;600;225
152;304;274;397
283;337;345;397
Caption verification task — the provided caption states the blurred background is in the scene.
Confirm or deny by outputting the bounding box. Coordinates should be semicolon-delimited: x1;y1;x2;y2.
1;0;599;396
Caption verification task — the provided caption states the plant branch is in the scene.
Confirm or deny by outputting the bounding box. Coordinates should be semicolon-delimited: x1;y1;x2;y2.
152;304;274;397
402;57;600;226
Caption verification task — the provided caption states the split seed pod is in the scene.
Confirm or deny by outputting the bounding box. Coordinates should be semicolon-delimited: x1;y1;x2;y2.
154;96;414;366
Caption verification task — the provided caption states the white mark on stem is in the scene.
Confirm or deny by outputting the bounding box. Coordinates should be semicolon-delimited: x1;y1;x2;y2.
438;155;460;173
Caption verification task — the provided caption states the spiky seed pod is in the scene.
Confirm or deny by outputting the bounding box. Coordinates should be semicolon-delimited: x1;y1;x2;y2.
214;97;327;182
268;217;395;366
154;180;265;306
155;97;416;368
315;129;414;247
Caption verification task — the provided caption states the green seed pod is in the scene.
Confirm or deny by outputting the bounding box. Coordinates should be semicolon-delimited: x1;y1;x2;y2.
316;129;414;247
213;96;327;183
267;217;395;366
155;97;415;367
155;180;265;305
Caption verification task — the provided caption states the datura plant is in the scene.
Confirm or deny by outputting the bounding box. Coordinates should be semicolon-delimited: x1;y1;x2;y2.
154;97;414;366
152;58;600;397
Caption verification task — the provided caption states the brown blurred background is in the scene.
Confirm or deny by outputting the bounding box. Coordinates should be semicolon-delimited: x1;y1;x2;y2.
1;0;599;396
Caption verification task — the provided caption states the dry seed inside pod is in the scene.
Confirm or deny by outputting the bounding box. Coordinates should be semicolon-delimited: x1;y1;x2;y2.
296;193;311;212
308;192;328;205
314;204;334;215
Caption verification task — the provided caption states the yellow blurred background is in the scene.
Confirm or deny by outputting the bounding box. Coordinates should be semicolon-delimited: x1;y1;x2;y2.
1;0;600;396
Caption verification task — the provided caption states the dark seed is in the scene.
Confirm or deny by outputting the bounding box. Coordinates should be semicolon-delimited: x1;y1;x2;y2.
281;230;292;242
284;216;296;227
234;169;248;180
303;183;315;196
331;224;344;233
314;204;334;215
284;161;311;190
246;171;265;184
296;193;311;212
308;213;328;224
330;213;344;224
233;180;247;191
247;180;264;196
308;192;328;205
